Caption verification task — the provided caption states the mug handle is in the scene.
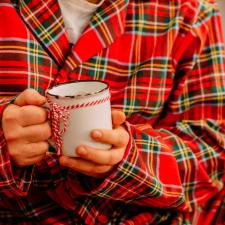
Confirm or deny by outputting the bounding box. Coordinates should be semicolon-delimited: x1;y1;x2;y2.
42;102;56;150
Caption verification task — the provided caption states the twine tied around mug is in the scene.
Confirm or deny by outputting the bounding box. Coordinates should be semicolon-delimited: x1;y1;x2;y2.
46;95;110;155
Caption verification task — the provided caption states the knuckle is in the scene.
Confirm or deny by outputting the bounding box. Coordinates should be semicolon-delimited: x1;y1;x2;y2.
9;151;26;167
8;148;19;158
23;88;36;97
5;131;20;142
2;109;16;124
23;89;40;103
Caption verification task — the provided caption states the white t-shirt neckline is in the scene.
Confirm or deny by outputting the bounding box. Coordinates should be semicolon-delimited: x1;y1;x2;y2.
58;0;104;44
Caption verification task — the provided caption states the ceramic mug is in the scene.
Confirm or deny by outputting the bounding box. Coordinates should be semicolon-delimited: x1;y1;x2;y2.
45;80;112;157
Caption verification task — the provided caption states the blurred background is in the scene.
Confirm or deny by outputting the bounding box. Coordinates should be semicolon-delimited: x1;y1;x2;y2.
217;0;225;40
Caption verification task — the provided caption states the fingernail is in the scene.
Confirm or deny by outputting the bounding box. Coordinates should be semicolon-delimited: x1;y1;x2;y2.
92;130;102;138
77;146;87;156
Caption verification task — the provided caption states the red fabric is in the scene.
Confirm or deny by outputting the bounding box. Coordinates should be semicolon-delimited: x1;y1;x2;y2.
0;0;224;224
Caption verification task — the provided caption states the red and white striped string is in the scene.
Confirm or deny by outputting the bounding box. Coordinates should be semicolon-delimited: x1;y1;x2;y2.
46;95;110;154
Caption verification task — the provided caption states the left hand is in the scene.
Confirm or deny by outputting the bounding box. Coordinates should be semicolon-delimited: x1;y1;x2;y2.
59;109;129;178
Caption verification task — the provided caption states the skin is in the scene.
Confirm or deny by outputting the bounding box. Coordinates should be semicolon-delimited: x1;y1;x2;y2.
2;89;129;177
86;0;102;4
2;89;51;167
60;109;129;177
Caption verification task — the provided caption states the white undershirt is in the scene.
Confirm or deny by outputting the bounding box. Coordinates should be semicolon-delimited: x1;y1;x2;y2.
58;0;104;44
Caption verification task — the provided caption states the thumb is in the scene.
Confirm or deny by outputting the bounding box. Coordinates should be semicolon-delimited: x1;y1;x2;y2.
111;109;126;127
14;89;46;106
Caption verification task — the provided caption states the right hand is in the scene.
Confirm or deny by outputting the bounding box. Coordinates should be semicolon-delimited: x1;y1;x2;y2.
2;89;51;167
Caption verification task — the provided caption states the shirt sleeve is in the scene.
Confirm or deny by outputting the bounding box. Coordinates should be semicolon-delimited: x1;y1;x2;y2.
59;1;225;211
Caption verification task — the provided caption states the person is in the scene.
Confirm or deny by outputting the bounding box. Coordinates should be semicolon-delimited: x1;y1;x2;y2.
0;0;224;224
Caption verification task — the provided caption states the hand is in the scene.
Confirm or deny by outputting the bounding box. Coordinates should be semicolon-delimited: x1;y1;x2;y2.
2;89;51;167
59;109;129;178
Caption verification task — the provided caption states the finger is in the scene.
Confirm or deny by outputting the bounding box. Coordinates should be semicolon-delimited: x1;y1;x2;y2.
14;89;46;106
111;109;126;127
2;104;20;131
22;122;51;142
75;145;124;165
15;154;47;167
10;142;48;167
26;141;49;157
91;126;129;147
18;105;48;126
59;156;112;174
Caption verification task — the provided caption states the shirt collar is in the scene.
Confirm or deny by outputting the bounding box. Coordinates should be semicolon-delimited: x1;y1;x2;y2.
18;0;70;66
17;0;129;75
62;0;129;75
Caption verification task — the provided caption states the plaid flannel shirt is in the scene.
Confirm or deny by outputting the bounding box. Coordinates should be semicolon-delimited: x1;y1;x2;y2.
0;0;225;224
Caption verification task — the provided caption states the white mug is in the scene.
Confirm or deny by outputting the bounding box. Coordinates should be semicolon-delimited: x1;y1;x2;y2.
45;80;112;157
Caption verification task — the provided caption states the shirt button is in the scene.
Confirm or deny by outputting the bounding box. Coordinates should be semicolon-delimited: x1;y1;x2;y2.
97;215;108;224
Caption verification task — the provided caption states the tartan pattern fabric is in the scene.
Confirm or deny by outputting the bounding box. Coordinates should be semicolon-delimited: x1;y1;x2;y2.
0;0;225;224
